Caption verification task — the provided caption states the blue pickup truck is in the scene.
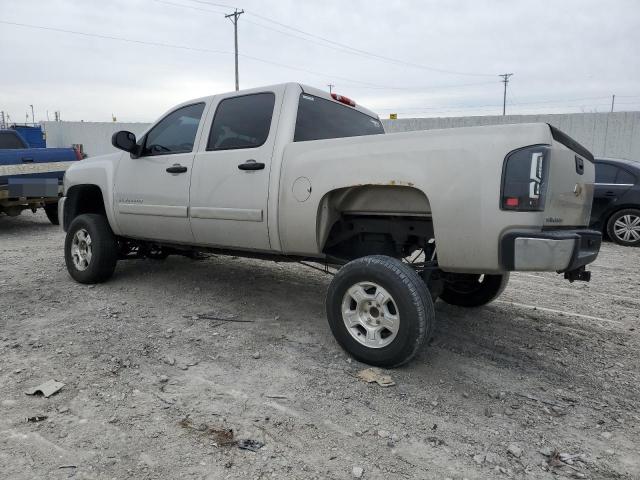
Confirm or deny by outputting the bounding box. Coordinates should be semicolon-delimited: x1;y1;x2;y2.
0;127;81;224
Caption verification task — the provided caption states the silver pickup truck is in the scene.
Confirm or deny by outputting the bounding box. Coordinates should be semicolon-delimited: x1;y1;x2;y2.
59;83;601;367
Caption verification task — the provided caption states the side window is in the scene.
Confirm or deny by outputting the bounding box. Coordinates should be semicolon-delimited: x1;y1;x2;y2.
207;93;275;150
595;163;618;183
142;103;205;156
616;168;636;185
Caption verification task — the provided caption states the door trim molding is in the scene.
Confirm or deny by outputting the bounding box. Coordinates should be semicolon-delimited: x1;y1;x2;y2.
190;207;263;222
118;203;188;217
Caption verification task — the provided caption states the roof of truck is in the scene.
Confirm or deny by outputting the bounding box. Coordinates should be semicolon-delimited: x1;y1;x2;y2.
174;83;379;120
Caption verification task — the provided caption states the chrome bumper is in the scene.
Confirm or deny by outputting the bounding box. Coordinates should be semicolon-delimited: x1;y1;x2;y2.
500;229;601;272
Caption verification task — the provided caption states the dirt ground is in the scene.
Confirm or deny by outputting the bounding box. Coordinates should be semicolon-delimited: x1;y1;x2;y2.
1;211;639;480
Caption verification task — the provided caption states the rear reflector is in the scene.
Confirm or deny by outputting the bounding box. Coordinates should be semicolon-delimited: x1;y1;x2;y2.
331;93;356;107
505;197;519;207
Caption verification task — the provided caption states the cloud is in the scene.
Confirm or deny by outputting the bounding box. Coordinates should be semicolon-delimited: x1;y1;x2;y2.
1;0;638;122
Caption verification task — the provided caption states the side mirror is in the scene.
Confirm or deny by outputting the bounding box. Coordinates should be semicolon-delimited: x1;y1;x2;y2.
111;131;138;155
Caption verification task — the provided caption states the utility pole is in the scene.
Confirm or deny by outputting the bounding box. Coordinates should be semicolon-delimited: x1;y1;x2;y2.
0;111;5;129
225;8;244;91
30;104;35;125
328;84;334;94
499;73;513;116
611;94;615;113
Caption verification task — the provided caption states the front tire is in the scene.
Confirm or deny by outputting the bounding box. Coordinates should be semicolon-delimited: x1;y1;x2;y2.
65;214;118;284
326;255;434;368
439;273;509;307
44;203;59;225
607;209;640;246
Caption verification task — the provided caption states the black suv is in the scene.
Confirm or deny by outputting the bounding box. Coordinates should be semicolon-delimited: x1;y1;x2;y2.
590;158;640;246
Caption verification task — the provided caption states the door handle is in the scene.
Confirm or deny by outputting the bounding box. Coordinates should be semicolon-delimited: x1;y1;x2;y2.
22;157;34;163
166;164;188;174
604;191;617;197
238;160;265;171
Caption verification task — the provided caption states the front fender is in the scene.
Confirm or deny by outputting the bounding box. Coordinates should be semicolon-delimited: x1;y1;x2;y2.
63;152;123;235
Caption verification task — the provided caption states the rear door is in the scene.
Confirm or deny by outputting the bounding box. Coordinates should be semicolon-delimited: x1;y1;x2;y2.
189;88;283;251
114;102;207;243
591;162;635;224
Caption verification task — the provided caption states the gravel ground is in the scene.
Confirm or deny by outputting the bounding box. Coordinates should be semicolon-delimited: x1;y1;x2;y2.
1;211;639;480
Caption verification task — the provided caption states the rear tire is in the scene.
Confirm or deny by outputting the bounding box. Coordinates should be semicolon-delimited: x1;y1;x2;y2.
326;255;434;368
606;209;640;246
440;273;509;307
65;214;118;284
44;203;59;225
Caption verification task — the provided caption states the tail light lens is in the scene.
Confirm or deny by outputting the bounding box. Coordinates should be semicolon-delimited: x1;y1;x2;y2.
501;145;550;211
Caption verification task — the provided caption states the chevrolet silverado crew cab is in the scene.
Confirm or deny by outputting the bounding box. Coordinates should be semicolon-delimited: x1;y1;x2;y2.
59;83;601;367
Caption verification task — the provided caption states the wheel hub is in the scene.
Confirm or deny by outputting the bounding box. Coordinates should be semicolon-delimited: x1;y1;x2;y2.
70;228;93;271
614;214;640;242
341;282;400;349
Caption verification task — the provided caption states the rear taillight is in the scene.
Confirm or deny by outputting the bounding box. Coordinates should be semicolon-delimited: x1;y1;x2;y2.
331;93;356;107
501;145;550;211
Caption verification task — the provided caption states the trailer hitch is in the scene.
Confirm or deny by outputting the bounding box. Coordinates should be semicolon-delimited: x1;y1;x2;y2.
563;266;591;283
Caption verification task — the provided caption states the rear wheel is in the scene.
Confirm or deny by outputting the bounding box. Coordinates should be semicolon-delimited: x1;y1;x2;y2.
439;273;509;307
607;209;640;246
65;214;118;284
44;203;59;225
326;255;434;368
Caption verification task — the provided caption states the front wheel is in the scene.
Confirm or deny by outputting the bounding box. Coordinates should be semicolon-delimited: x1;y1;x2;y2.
326;255;434;368
607;209;640;246
439;273;509;307
65;214;118;284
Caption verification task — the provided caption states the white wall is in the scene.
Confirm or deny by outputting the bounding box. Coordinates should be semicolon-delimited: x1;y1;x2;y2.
382;111;640;161
43;111;640;161
42;121;151;157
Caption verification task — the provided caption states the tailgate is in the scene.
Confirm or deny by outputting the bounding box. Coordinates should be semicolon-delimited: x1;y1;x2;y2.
0;148;78;186
543;126;594;227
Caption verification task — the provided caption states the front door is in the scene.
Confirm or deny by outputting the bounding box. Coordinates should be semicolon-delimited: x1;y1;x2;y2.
114;102;207;243
189;90;281;251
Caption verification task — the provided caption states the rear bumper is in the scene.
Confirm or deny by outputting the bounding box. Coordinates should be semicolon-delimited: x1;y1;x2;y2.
500;229;601;272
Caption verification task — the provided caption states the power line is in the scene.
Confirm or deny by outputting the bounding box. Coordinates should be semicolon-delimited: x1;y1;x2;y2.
0;19;499;93
0;19;231;55
182;0;497;77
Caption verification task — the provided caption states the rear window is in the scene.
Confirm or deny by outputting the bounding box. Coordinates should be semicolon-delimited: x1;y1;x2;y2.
0;131;26;149
294;94;384;142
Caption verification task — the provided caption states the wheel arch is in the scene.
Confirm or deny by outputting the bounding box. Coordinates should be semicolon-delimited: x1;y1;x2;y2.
63;184;108;232
316;185;433;259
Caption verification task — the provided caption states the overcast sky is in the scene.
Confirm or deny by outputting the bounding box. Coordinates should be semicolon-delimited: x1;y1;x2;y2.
1;0;639;123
